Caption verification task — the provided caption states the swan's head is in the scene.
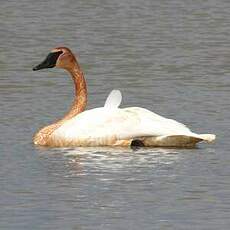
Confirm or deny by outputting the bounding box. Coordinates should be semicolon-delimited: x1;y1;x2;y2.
33;47;76;71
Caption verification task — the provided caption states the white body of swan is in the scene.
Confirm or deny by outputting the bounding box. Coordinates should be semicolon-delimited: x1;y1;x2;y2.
52;90;215;147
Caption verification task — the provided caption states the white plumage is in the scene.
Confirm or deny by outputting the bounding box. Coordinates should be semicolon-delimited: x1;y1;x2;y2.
104;90;122;109
52;90;215;147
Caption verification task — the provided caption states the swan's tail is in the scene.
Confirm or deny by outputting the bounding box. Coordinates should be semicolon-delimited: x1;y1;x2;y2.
139;133;216;148
196;134;216;143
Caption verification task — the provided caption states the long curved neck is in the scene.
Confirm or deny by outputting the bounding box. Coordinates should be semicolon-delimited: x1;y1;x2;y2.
61;65;87;121
33;61;87;146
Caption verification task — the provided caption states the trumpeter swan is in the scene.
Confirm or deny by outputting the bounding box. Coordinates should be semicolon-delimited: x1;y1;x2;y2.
33;47;215;148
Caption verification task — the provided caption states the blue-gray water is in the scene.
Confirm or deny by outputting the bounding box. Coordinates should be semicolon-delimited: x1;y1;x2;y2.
0;0;230;229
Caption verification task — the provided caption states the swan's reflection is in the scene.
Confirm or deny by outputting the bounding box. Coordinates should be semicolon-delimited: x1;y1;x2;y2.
36;146;189;197
60;147;182;176
63;146;181;156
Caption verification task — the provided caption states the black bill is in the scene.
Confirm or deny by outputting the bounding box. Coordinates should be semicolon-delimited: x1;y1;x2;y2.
33;51;63;71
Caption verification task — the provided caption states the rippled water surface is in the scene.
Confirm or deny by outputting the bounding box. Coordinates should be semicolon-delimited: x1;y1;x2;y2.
1;0;230;229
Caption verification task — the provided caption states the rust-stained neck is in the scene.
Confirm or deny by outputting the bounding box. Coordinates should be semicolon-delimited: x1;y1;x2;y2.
33;57;87;146
62;65;87;120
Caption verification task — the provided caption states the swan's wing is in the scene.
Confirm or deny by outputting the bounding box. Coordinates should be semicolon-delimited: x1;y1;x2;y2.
104;90;122;109
53;107;194;146
122;107;193;136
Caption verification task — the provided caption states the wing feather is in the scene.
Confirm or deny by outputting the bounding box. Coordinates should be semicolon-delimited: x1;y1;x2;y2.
53;107;194;144
104;90;122;109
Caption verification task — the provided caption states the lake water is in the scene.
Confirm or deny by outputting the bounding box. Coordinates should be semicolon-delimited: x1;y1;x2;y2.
0;0;230;229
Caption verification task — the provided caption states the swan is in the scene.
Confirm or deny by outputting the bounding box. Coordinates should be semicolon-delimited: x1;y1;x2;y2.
32;47;216;148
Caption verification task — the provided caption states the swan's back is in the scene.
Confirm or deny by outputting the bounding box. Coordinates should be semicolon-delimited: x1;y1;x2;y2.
52;106;195;146
50;90;215;147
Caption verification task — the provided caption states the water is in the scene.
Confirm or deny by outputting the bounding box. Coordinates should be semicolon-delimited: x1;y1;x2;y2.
0;0;230;229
